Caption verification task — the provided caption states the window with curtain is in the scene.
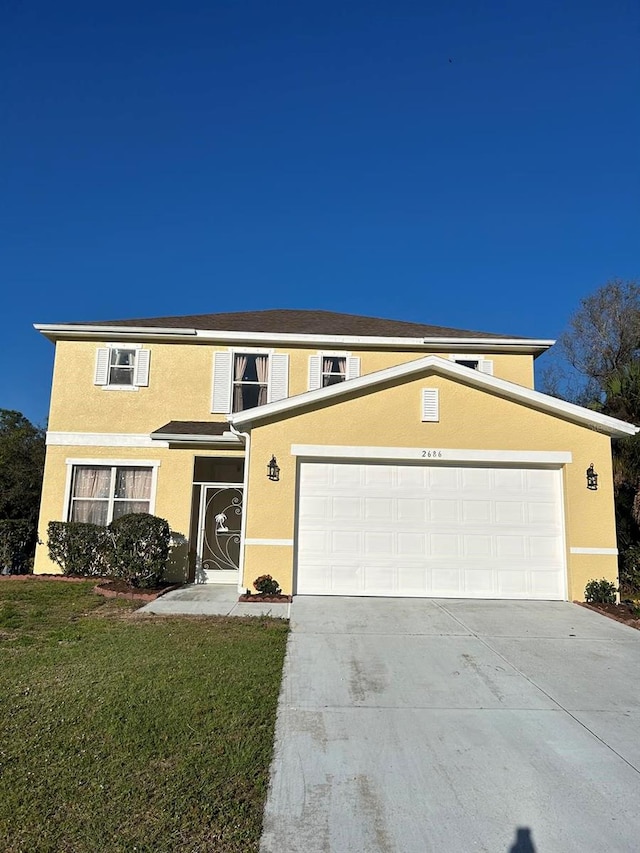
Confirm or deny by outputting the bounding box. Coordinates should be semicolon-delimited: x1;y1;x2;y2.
68;465;153;524
322;356;347;387
109;348;136;385
233;353;269;411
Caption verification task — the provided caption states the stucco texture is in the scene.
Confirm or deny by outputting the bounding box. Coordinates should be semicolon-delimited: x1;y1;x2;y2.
243;370;616;600
47;340;534;433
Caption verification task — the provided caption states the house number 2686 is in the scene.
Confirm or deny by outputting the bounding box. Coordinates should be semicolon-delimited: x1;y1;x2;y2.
422;450;443;458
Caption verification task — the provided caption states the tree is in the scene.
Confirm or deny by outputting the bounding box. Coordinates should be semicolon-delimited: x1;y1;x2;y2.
0;409;45;526
545;281;640;582
546;279;640;405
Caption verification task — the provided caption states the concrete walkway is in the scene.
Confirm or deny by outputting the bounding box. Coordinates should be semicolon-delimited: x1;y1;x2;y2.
261;597;640;853
136;584;290;618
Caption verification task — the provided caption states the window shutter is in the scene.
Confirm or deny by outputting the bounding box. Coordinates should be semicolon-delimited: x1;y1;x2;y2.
421;388;439;422
346;356;360;380
94;348;109;385
479;360;494;376
212;351;233;413
268;353;289;402
308;355;321;391
134;349;150;386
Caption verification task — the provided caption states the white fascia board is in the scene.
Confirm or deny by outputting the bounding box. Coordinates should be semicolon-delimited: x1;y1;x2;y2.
230;354;639;437
292;445;572;465
33;322;552;353
34;324;197;343
149;433;243;444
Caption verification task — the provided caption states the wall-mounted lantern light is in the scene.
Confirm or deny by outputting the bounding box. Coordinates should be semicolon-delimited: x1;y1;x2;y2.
267;455;280;481
586;463;598;491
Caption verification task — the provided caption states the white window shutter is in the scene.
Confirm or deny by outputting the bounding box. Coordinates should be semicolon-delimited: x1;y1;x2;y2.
479;359;494;375
346;356;360;380
421;388;439;422
94;348;109;385
134;349;150;386
212;351;233;413
268;353;289;402
308;355;321;391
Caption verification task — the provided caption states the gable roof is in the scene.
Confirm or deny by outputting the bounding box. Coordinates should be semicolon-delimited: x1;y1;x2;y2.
229;355;638;438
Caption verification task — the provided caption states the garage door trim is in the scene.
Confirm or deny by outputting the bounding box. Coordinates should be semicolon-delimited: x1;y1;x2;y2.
291;444;572;465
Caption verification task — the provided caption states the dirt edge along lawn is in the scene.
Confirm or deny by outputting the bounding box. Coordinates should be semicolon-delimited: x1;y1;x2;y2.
0;578;289;853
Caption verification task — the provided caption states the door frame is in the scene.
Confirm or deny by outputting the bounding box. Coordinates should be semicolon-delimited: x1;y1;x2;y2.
195;480;244;584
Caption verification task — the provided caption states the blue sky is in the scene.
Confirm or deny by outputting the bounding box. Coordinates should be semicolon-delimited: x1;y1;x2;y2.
2;0;638;425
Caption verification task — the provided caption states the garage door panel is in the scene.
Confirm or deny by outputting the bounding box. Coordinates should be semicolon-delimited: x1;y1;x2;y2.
296;462;566;600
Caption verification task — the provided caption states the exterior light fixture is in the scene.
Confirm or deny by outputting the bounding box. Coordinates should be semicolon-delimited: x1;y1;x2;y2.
586;463;598;491
267;455;280;481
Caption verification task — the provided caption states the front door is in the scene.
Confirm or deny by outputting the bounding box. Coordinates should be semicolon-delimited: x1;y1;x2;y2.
196;484;243;583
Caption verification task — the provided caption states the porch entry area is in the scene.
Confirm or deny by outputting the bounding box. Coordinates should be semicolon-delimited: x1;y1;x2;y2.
190;456;244;584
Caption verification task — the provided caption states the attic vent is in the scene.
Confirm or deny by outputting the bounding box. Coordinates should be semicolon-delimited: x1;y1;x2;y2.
421;388;439;422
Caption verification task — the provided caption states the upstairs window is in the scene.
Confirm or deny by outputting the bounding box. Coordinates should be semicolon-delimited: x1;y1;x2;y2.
94;345;150;389
68;465;153;525
450;355;493;375
211;350;289;414
233;353;269;411
109;348;136;385
308;353;360;390
322;356;347;387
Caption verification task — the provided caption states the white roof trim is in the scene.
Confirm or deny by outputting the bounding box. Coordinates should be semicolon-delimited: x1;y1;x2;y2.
33;323;553;353
149;431;242;444
229;354;639;437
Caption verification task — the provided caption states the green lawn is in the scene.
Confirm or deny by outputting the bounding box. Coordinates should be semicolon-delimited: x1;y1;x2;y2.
0;579;289;853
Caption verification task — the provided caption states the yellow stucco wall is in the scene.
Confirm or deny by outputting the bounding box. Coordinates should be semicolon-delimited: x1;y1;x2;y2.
242;372;617;600
37;336;611;600
34;444;244;581
47;339;535;433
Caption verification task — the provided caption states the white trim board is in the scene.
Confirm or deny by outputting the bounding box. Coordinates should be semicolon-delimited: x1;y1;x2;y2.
34;322;554;353
291;445;572;465
48;432;169;448
570;547;618;555
231;354;637;436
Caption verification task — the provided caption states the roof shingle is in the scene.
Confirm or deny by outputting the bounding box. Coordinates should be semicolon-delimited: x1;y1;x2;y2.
68;309;521;340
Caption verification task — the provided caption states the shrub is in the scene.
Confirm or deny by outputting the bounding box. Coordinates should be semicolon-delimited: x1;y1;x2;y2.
106;513;170;588
619;545;640;596
0;519;37;574
584;578;617;605
47;521;109;576
253;574;281;596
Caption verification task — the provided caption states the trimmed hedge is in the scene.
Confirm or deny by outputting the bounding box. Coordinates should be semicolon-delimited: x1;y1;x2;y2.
47;521;109;577
0;519;36;574
106;513;170;588
47;513;171;587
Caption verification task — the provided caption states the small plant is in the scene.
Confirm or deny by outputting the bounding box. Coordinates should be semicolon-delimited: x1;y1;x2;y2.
584;578;617;605
253;574;281;596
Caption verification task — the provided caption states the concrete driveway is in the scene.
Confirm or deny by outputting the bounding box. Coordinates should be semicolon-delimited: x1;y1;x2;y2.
260;597;640;853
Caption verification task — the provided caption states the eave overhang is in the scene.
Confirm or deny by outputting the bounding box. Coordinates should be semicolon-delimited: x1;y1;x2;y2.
229;355;639;438
33;323;554;355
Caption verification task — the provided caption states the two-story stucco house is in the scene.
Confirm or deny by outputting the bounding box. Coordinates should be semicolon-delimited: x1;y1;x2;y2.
33;309;638;600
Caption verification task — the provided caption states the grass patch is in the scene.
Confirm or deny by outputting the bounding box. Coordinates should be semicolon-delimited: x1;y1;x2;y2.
0;579;289;852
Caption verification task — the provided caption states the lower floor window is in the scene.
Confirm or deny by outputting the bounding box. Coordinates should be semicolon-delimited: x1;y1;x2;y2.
68;465;153;524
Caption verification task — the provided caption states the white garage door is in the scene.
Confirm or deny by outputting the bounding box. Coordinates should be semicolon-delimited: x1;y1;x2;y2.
296;462;566;599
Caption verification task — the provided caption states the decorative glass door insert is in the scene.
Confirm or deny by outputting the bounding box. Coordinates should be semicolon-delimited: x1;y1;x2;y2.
197;485;243;583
